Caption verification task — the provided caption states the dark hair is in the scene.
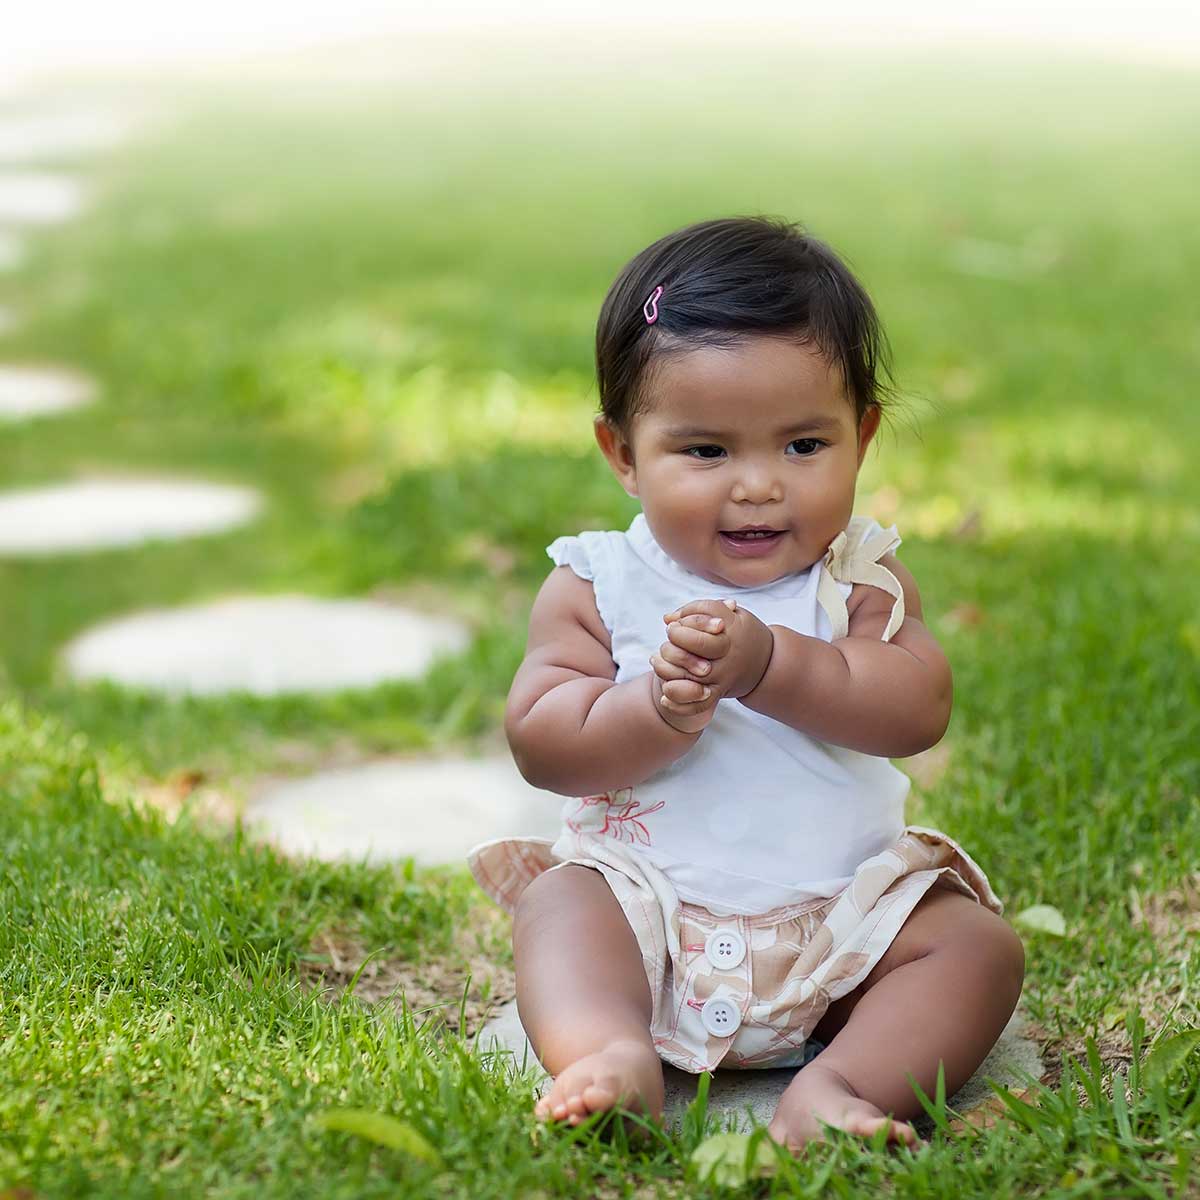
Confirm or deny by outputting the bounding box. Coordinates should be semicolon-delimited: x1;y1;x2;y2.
595;215;894;437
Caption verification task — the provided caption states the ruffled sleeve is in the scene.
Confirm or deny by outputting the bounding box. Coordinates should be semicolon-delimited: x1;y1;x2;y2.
546;535;594;581
815;517;906;642
546;532;618;636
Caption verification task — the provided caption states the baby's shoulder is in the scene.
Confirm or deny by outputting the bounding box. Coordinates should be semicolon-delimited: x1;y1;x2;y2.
544;527;630;638
526;563;614;669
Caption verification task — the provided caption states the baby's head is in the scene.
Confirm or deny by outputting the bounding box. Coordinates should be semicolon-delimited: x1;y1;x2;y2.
593;216;894;589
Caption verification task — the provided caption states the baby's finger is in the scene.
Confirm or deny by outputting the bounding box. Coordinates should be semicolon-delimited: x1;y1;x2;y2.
649;652;692;681
659;639;711;678
663;678;710;704
666;622;729;662
677;613;725;635
660;690;714;716
663;598;736;624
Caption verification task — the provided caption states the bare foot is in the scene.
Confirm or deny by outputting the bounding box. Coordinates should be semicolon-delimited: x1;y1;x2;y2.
533;1039;664;1126
766;1063;920;1152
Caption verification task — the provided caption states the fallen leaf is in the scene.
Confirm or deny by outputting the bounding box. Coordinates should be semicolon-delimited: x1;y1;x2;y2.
315;1109;442;1164
946;1087;1038;1134
1014;905;1067;937
690;1132;777;1187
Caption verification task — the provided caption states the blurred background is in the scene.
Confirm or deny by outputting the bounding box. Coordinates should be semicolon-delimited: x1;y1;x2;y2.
1;1;1197;853
4;10;1200;1188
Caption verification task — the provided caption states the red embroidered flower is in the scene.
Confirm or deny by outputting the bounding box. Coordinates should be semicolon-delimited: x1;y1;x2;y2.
566;788;664;845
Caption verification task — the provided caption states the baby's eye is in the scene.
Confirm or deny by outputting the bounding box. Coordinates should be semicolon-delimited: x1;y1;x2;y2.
683;445;725;460
788;438;824;456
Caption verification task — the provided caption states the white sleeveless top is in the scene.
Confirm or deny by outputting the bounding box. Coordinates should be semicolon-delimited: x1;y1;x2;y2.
545;511;912;914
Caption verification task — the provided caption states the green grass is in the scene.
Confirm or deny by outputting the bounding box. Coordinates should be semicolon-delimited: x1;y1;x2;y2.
1;40;1199;1196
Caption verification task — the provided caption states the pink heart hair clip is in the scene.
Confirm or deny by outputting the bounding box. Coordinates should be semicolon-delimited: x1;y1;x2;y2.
643;284;664;325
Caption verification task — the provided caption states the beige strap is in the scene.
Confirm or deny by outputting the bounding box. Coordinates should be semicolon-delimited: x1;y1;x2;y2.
816;517;905;643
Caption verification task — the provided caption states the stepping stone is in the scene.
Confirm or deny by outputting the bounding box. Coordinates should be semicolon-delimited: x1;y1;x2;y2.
246;753;563;865
63;594;471;697
0;231;26;272
0;108;132;162
0;171;85;225
478;1000;1043;1131
0;477;260;555
0;365;94;421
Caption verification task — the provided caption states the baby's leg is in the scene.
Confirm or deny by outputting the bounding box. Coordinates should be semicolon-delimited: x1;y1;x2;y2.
512;864;664;1125
768;886;1025;1150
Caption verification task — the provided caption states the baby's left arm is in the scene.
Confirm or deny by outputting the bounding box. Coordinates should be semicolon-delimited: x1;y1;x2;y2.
739;555;951;756
739;556;945;753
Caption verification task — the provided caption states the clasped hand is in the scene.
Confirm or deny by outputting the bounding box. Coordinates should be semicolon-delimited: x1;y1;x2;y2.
649;598;774;732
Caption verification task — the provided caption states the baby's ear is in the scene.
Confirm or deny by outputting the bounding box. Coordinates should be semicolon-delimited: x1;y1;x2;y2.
594;416;639;498
856;405;882;466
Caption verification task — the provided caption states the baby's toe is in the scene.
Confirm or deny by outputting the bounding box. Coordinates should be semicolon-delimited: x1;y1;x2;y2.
582;1081;618;1111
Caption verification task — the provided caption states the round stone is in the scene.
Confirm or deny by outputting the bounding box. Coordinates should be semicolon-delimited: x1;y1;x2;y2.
0;108;132;162
0;365;94;421
0;171;85;224
62;594;471;696
479;1002;1044;1132
0;231;26;272
245;754;562;866
0;477;261;555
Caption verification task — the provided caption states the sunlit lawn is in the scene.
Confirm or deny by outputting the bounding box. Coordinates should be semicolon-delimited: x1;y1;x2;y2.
1;41;1198;1196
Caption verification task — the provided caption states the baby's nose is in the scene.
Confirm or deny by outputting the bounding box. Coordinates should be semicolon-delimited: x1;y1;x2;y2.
732;467;782;502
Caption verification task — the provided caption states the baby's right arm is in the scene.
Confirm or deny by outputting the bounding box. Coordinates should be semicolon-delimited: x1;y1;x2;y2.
504;566;704;796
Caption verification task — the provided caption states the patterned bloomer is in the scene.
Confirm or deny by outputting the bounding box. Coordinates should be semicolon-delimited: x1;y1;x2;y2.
469;825;1002;1074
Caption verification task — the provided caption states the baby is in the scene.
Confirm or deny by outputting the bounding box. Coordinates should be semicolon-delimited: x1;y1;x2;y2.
469;216;1024;1150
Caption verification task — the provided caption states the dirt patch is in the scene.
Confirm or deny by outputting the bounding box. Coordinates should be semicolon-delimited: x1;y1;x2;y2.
1028;872;1199;1088
120;767;241;829
1023;1018;1128;1092
1130;872;1200;949
298;906;516;1039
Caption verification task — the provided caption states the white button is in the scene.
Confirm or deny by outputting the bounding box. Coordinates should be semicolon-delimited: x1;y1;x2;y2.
704;928;746;969
699;996;742;1037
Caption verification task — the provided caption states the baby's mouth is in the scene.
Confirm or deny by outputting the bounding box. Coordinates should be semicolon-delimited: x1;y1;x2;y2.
721;529;785;541
718;528;788;557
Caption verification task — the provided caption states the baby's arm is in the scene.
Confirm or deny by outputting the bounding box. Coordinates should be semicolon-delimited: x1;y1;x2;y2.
505;566;705;796
737;556;952;757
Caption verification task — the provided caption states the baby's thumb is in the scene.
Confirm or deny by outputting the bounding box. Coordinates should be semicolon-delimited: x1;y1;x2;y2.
721;598;738;611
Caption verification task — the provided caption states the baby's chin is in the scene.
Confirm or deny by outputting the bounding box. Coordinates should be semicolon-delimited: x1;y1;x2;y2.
691;552;824;589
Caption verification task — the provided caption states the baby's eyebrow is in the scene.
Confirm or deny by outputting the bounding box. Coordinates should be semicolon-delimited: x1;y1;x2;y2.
662;417;842;439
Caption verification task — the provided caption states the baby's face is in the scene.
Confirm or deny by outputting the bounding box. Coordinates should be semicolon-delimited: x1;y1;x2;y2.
597;336;878;589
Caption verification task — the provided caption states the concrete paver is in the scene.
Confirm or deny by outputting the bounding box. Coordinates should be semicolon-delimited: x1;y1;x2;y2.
0;476;260;554
64;594;472;696
246;753;563;865
0;365;93;420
